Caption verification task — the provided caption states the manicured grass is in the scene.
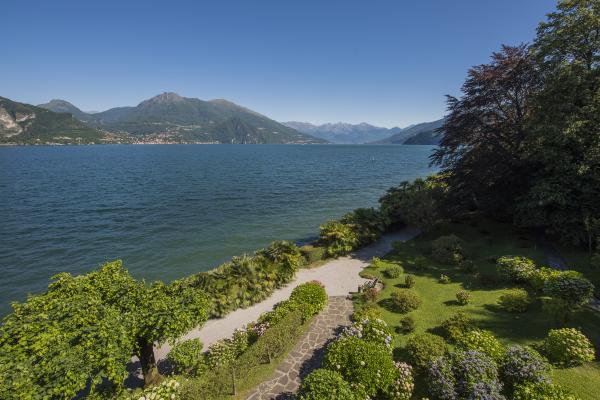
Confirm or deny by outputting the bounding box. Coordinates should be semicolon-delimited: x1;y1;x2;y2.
357;215;600;399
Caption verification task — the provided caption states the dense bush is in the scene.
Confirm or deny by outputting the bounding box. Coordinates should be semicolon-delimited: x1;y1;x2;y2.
528;267;563;291
512;381;580;400
431;235;466;265
413;255;428;270
543;272;594;308
441;311;475;341
498;288;531;312
297;369;356;400
405;274;416;288
361;286;379;302
427;350;504;400
398;316;416;334
342;318;393;350
456;289;471;305
439;274;451;284
133;378;181;400
324;337;397;398
341;207;387;247
543;328;595;366
500;345;550;392
319;220;359;257
405;333;447;370
390;290;422;313
385;265;403;279
455;329;505;361
352;303;383;322
387;362;415;400
284;281;328;322
167;339;205;376
299;245;325;265
496;256;537;283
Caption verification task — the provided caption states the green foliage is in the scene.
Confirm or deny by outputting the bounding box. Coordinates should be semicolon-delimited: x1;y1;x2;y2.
455;329;506;361
405;333;447;370
131;378;181;400
398;316;416;334
0;260;209;397
404;274;416;288
440;311;475;341
319;220;359;257
287;281;328;321
378;177;447;231
529;267;563;291
513;381;580;400
385;264;403;278
455;289;471;305
341;207;387;246
543;328;596;367
323;337;397;398
167;339;205;376
299;245;325;265
500;345;550;392
431;235;466;265
496;256;537;283
413;255;428;270
498;288;531;313
543;272;595;308
341;318;394;350
352;304;383;322
439;274;451;284
390;290;422;313
297;369;356;400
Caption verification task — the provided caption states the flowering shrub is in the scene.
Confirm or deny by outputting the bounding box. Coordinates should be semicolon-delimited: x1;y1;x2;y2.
498;288;531;312
512;381;579;400
385;362;414;400
500;345;549;391
288;281;328;321
341;318;393;350
297;369;356;400
391;290;422;313
543;328;595;366
431;235;466;265
352;304;383;322
405;274;416;288
248;321;269;340
528;267;562;291
440;311;475;341
205;339;236;368
398;316;415;334
455;289;470;305
385;265;403;279
323;337;397;398
362;287;379;302
166;339;204;375
439;274;451;284
543;272;594;308
455;329;505;361
427;350;504;400
134;378;181;400
406;333;447;370
496;256;537;283
230;328;249;356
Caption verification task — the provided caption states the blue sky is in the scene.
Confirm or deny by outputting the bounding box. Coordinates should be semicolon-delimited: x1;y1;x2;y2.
2;0;556;127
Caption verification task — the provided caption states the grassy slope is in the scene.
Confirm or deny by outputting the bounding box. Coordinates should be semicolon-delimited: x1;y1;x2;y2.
357;216;600;399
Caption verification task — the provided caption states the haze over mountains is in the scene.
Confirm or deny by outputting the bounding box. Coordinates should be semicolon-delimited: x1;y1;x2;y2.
285;119;444;144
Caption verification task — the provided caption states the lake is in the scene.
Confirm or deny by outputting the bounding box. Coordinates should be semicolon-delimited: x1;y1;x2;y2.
0;144;436;315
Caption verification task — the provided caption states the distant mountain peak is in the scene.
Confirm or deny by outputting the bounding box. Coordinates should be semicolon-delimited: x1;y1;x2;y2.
139;92;185;106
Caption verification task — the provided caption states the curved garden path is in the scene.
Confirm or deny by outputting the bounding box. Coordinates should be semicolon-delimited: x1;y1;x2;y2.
245;296;354;400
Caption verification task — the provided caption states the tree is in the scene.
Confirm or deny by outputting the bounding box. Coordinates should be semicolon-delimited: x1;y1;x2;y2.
0;261;209;398
431;44;542;218
319;220;359;257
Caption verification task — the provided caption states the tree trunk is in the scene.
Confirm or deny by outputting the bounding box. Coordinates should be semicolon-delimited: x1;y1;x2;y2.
139;340;161;387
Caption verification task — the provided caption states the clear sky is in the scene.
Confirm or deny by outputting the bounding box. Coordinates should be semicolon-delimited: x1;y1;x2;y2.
2;0;557;127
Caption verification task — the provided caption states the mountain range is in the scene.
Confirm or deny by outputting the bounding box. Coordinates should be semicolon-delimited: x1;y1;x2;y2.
285;119;445;144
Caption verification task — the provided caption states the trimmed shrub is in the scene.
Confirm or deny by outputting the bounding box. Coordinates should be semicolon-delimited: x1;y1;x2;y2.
441;311;475;341
439;274;451;284
543;328;595;366
543;272;594;308
297;369;355;400
456;289;471;305
498;288;531;313
405;333;447;370
288;281;328;321
299;245;325;265
427;350;504;400
405;274;416;288
512;381;580;400
319;220;359;257
341;318;393;350
398;316;416;334
500;345;550;392
456;329;505;361
390;290;422;313
167;339;205;376
324;337;397;398
352;304;382;322
496;256;537;283
385;265;403;279
431;235;466;265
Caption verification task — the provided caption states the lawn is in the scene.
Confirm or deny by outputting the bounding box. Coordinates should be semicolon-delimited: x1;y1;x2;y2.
356;215;600;399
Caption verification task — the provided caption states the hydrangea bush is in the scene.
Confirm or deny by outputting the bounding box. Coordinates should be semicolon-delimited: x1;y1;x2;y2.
455;289;470;305
512;381;580;400
391;290;422;313
440;311;475;341
406;333;447;370
496;256;536;283
352;304;383;322
543;328;595;366
297;369;356;400
341;318;393;350
500;345;550;391
166;339;204;375
543;272;594;308
385;265;403;279
455;329;505;361
387;362;414;400
134;379;181;400
498;288;531;313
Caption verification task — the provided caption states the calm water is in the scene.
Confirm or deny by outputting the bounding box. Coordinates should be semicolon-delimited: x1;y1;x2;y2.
0;144;436;315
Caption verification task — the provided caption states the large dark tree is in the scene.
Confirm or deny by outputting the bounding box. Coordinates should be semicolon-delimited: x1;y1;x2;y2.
432;44;541;217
